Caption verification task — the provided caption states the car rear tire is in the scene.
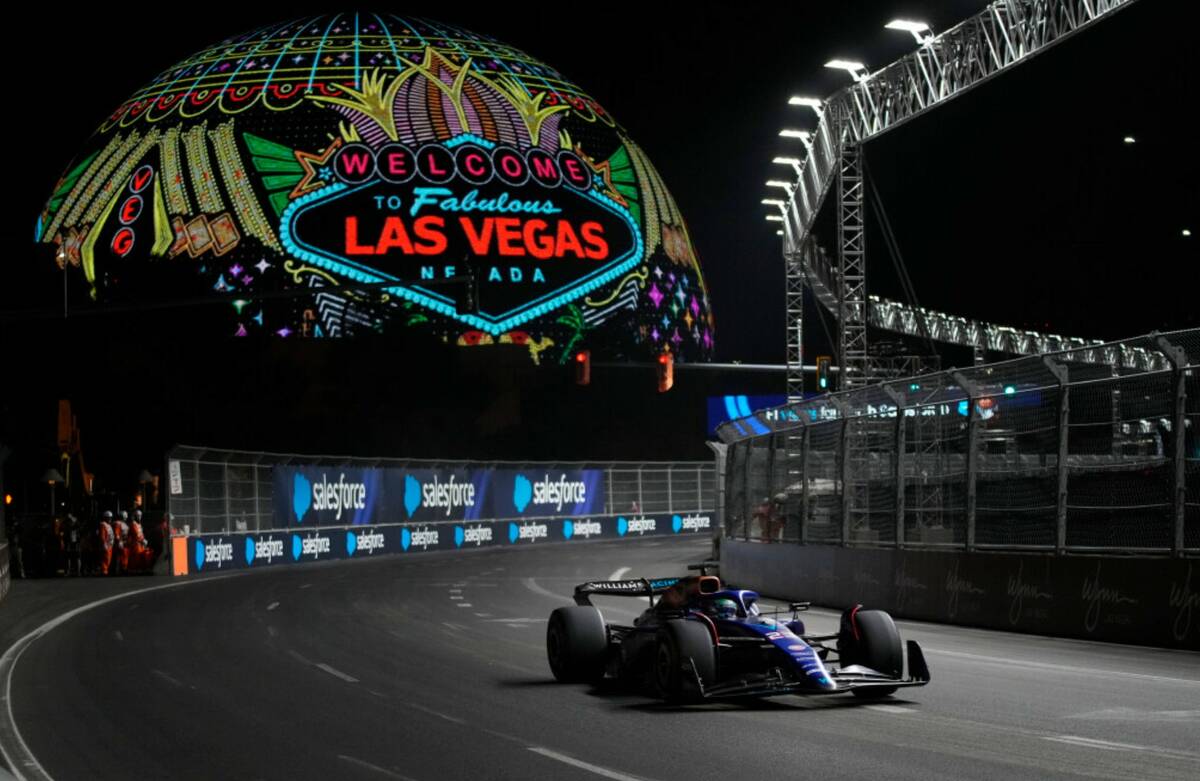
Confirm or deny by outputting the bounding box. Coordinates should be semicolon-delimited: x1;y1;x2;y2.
547;606;607;683
654;619;716;702
838;608;902;699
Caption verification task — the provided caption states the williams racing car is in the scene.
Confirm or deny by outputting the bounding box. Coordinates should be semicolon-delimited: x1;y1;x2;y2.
546;564;930;701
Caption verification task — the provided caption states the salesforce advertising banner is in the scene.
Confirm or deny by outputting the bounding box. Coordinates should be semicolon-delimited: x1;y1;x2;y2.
398;469;490;524
274;466;605;527
275;467;384;527
178;512;713;575
491;469;605;519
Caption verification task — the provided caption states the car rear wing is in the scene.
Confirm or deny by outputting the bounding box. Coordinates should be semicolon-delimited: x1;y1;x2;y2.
573;577;680;605
573;575;721;606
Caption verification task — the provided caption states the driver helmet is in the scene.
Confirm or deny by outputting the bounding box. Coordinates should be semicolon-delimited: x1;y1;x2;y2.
102;511;113;519
706;598;738;620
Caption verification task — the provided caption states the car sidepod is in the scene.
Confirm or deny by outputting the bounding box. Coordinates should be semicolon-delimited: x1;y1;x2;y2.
738;617;837;692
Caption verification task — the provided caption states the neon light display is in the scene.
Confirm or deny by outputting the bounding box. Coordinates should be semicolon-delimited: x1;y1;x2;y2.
37;15;714;362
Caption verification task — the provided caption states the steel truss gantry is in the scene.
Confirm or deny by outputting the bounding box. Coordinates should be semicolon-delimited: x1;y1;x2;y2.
778;0;1136;400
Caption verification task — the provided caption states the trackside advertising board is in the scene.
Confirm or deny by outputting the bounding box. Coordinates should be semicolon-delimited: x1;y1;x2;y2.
273;467;605;527
175;512;714;576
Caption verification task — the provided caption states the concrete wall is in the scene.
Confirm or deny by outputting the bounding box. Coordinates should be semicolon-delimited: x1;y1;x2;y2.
722;540;1200;650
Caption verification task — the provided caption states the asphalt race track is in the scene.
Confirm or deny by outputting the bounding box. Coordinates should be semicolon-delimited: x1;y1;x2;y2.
4;538;1200;781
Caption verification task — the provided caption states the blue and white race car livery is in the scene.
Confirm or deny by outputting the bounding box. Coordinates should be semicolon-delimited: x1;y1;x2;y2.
546;563;930;702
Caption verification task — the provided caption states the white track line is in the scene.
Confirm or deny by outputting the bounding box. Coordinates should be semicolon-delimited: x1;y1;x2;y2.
405;702;466;725
150;669;185;689
528;747;655;781
1043;736;1146;752
521;577;568;602
866;704;915;715
337;754;418;780
608;567;630;580
266;601;280;611
315;663;358;683
0;574;240;781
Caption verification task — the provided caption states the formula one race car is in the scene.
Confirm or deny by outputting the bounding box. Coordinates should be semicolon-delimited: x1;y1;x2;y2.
545;564;930;702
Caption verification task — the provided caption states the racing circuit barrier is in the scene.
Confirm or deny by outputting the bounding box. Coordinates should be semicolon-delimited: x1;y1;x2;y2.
0;444;9;605
165;449;716;576
716;330;1200;649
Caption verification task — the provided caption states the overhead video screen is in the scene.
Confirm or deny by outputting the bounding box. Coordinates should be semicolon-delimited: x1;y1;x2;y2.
37;15;714;364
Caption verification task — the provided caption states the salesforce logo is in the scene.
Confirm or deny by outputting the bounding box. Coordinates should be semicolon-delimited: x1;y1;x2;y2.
404;475;422;517
616;517;656;536
508;522;548;543
291;533;332;561
672;514;711;533
401;526;439;551
514;473;587;513
193;538;234;571
310;473;367;522
563;519;602;540
346;529;386;556
292;473;312;522
512;474;533;512
245;536;285;566
454;525;493;547
404;473;476;518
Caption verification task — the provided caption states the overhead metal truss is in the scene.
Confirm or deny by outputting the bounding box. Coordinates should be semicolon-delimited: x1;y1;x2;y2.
777;0;1137;383
785;237;1167;373
781;0;1134;250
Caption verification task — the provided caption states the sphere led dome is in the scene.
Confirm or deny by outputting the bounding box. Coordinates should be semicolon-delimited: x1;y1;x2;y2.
37;14;714;362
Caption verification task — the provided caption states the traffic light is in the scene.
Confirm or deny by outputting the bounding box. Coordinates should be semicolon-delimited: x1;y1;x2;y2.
574;349;591;385
657;351;674;393
816;355;832;391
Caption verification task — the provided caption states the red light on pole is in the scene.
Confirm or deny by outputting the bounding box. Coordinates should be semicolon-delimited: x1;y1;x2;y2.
574;350;591;385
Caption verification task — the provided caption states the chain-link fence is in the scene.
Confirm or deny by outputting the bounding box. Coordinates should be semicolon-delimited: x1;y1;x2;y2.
165;448;715;534
718;329;1199;556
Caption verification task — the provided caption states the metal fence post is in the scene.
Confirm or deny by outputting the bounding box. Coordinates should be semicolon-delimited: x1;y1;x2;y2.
1043;357;1070;555
1157;337;1189;557
636;466;644;515
667;466;673;513
882;386;906;547
253;464;262;531
766;433;777;538
837;403;851;547
952;372;978;551
223;462;232;534
741;442;752;540
193;459;201;534
696;465;703;511
800;424;810;545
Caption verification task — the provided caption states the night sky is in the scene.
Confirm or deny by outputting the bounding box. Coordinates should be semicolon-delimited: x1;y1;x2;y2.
1;1;1196;493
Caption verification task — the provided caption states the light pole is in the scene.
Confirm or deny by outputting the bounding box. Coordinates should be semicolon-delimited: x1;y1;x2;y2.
824;59;869;82
885;19;934;45
42;468;64;517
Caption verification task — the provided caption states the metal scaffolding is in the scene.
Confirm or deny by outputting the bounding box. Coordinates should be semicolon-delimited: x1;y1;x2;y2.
776;0;1136;388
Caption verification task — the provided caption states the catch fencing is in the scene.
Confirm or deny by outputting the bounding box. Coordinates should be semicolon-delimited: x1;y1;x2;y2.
165;447;714;534
718;329;1199;556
